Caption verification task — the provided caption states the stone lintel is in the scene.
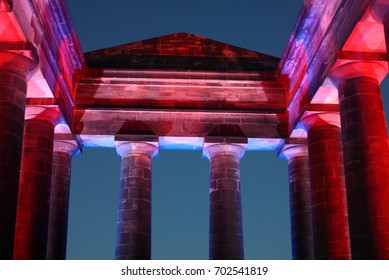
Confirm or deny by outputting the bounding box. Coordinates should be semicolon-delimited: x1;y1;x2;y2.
11;0;86;129
73;109;288;139
76;74;286;112
12;0;85;70
281;0;372;131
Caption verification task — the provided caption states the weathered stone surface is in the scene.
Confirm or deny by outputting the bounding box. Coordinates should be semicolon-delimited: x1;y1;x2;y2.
203;143;245;260
115;141;158;260
73;109;288;142
13;108;61;260
281;144;314;260
76;72;285;111
338;76;389;259
85;33;279;72
2;0;389;261
280;0;374;129
301;114;351;260
47;139;79;260
0;52;36;260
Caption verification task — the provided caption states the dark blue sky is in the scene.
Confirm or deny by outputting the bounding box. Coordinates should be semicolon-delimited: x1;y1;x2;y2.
64;0;389;260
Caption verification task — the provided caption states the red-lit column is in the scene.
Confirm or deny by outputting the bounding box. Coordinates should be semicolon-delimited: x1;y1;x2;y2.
301;113;351;260
47;139;80;260
332;61;389;259
203;143;246;260
280;143;314;260
0;52;36;259
115;141;158;260
13;107;61;259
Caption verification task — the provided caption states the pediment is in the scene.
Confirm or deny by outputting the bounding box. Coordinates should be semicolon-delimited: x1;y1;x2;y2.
84;33;279;72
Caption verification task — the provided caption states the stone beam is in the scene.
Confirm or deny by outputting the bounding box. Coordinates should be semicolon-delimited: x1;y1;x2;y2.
73;109;288;140
279;0;373;132
77;70;285;112
11;0;85;126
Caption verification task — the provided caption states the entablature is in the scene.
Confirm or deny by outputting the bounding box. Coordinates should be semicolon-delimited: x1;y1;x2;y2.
76;69;285;112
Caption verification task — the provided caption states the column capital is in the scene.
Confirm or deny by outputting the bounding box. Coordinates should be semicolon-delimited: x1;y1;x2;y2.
300;112;341;131
53;140;80;157
280;144;308;161
203;143;247;160
115;141;159;158
329;61;388;87
0;51;37;77
25;106;63;125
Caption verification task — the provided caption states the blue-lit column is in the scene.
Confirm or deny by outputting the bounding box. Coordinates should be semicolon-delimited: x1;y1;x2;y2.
280;143;314;260
203;142;246;260
115;141;159;260
47;138;80;260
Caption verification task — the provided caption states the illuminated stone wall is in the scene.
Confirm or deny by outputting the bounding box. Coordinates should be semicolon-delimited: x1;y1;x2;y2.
0;0;388;260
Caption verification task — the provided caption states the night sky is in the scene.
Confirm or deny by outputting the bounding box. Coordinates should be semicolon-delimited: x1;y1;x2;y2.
64;0;389;260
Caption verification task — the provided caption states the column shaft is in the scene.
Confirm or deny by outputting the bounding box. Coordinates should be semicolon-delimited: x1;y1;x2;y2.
282;145;314;260
339;77;389;259
115;142;158;260
47;140;79;260
13;111;59;259
307;124;351;259
204;144;245;260
0;53;35;259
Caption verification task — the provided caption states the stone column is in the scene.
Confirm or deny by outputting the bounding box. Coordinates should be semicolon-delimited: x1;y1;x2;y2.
115;141;158;260
0;52;36;259
203;143;246;260
332;61;389;259
47;139;80;260
301;113;351;260
13;107;61;259
280;143;314;260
